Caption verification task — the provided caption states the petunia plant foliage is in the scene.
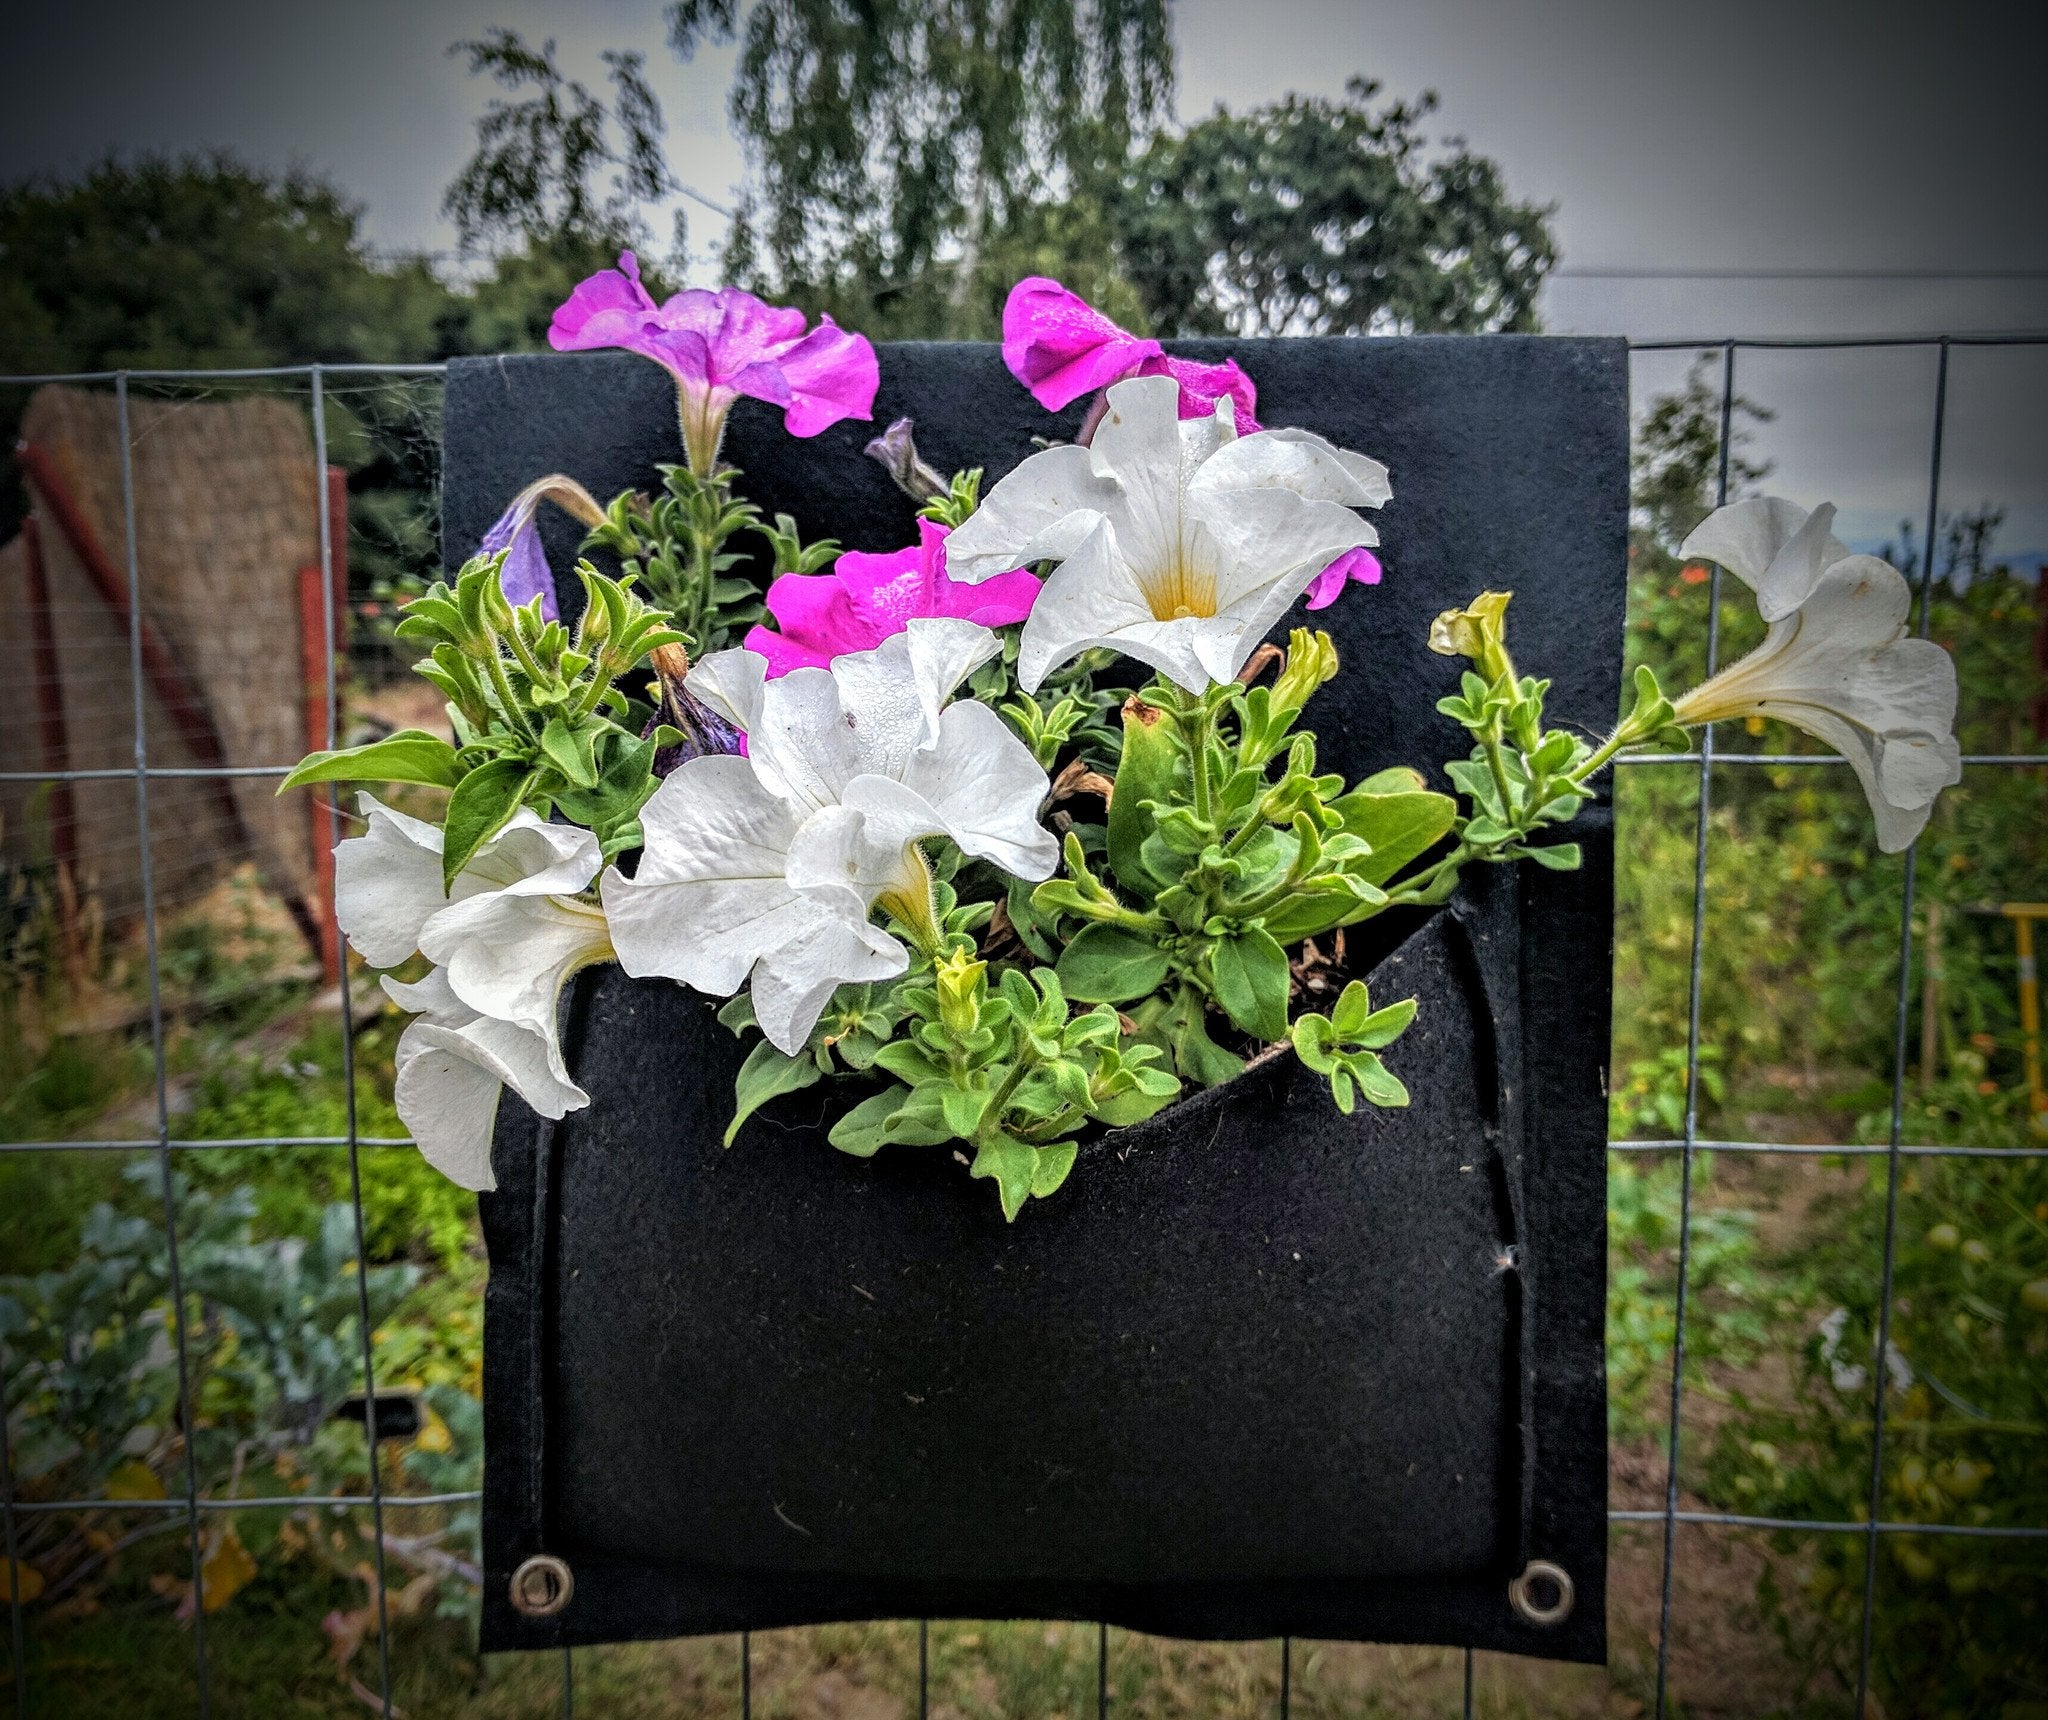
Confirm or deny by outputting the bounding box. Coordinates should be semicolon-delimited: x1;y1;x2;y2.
284;261;1964;1219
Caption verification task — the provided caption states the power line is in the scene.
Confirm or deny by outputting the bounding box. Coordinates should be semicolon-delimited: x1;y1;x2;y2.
1554;266;2048;281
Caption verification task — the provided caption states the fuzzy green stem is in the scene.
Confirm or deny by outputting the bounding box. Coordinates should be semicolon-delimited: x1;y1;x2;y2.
1230;845;1323;922
1381;841;1480;907
479;641;540;746
1187;703;1216;827
973;1046;1040;1148
1570;724;1639;787
1481;727;1517;820
501;618;551;690
1221;814;1270;859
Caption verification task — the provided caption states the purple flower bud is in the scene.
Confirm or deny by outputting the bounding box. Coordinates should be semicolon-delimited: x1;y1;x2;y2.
864;417;949;502
645;642;746;777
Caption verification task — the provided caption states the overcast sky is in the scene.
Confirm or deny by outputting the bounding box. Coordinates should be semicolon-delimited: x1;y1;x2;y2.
5;0;2043;554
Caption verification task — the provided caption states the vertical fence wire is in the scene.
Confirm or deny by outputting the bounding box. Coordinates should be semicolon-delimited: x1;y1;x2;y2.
314;368;398;1719
1;1344;23;1720
1853;338;1952;1716
1651;341;1735;1720
118;372;215;1719
919;1617;930;1716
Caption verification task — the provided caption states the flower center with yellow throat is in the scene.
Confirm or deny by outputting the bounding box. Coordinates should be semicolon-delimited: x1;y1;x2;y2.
1137;546;1219;623
875;842;944;957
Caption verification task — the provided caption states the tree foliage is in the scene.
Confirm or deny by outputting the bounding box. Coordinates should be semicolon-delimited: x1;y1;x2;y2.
0;155;451;376
443;9;1557;342
442;29;681;261
1117;78;1557;337
670;0;1174;335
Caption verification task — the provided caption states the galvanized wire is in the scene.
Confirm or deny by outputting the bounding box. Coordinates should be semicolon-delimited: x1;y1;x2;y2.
2;1329;23;1720
116;373;214;1719
314;367;397;1719
1651;338;1735;1720
2;336;2042;1719
1853;339;1952;1717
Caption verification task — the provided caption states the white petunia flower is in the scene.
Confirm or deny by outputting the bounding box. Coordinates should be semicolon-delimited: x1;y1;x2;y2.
333;794;611;1188
383;968;588;1191
602;617;1060;1054
1675;497;1961;852
943;374;1389;693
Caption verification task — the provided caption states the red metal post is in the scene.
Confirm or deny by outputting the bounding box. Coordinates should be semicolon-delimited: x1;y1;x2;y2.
22;514;79;874
297;465;351;986
22;512;87;989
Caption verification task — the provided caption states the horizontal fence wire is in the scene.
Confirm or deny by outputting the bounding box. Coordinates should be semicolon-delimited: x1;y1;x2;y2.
5;751;2045;787
5;1134;2040;1159
18;1487;2046;1543
1;332;2042;1720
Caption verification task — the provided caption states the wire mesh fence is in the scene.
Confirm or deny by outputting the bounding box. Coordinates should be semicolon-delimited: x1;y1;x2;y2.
1;334;2043;1718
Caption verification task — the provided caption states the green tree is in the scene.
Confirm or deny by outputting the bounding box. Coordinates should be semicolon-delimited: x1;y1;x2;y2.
671;0;1174;336
0;154;451;376
442;29;681;268
1116;78;1557;337
448;11;1556;343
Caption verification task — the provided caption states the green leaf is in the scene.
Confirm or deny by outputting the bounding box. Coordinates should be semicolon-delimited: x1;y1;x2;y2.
279;729;463;794
1290;1015;1338;1072
539;716;600;789
1355;996;1418;1049
1209;926;1291;1043
1106;694;1180;895
1091;1078;1178;1128
970;1135;1040;1222
1055;923;1172;1004
939;1085;991;1137
1031;1141;1079;1198
872;1039;944;1084
881;1087;956;1146
1169;993;1245;1086
827;1088;906;1157
1517;841;1583;871
1351;1051;1411;1108
1256;881;1375;946
1328;979;1372;1037
725;1039;824;1146
440;757;529;885
1329;787;1458;886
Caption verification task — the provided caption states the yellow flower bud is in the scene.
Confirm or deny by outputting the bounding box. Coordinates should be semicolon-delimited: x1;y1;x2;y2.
1428;590;1516;686
1271;627;1341;711
935;946;986;1037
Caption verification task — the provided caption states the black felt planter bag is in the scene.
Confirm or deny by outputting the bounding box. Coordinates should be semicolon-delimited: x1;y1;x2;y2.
443;335;1626;1665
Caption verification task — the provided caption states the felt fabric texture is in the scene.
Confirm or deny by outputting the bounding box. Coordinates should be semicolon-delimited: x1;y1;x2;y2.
445;336;1625;1663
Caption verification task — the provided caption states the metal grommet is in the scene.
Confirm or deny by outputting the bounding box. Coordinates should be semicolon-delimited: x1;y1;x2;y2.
509;1553;575;1618
1508;1558;1575;1628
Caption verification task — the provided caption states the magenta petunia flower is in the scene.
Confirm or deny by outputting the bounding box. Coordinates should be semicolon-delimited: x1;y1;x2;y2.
743;519;1042;677
549;252;879;474
1303;546;1384;611
1001;277;1259;435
